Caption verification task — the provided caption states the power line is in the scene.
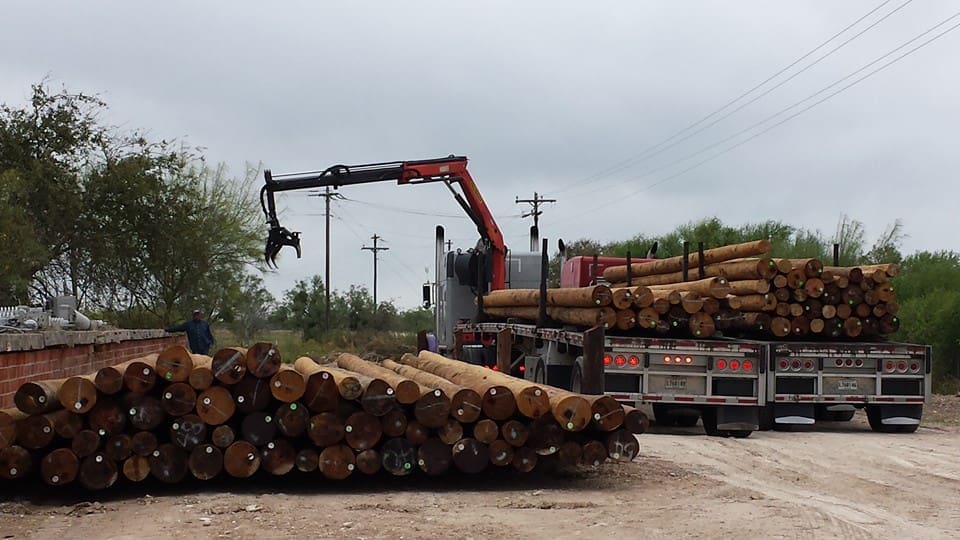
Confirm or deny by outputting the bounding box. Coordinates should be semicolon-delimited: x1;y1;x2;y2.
339;196;471;219
551;0;904;197
559;0;915;200
562;10;960;220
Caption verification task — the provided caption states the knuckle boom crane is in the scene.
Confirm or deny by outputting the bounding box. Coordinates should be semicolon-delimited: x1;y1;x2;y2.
259;156;931;438
259;155;508;291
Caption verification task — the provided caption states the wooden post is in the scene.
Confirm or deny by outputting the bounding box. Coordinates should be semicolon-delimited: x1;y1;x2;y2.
538;238;548;326
580;325;605;395
497;327;512;374
698;242;706;276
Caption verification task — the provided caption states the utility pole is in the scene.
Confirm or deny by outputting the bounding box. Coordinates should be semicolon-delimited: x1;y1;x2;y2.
308;187;343;329
516;192;556;252
361;234;389;308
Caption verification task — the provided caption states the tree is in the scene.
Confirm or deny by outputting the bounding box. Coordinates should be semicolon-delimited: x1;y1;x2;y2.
0;81;265;326
399;307;434;333
0;83;109;304
219;274;276;346
275;276;328;342
0;171;48;302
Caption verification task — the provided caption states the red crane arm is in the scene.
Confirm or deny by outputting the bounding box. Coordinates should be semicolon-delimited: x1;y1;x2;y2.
261;155;507;290
397;159;506;290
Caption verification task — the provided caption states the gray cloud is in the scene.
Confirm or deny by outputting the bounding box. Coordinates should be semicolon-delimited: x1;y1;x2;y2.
2;1;957;307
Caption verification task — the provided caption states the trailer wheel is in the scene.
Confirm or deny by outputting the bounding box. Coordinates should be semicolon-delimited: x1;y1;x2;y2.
701;408;721;437
653;404;678;428
826;410;856;422
532;359;546;385
816;406;855;422
569;362;583;394
758;404;774;431
675;413;700;428
866;406;896;433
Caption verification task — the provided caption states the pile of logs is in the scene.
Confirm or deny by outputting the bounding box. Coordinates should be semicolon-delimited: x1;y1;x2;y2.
0;345;647;491
482;239;900;340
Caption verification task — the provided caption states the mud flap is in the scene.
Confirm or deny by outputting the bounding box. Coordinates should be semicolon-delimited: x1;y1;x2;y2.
774;403;815;425
716;406;760;431
877;404;922;426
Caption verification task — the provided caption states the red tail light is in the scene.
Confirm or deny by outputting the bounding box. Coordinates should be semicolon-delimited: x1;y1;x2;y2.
885;361;895;372
603;355;612;367
855;359;863;367
491;365;500;371
804;361;814;371
730;360;741;371
791;360;801;371
614;355;627;367
628;355;640;367
909;362;919;372
845;359;853;367
662;355;671;363
779;359;789;370
835;359;843;367
674;356;682;363
897;362;907;373
742;360;753;372
519;365;526;372
716;359;727;370
684;356;693;364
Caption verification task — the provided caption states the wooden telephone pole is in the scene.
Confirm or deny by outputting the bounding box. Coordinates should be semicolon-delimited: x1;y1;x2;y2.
308;187;343;329
516;192;556;251
362;234;389;307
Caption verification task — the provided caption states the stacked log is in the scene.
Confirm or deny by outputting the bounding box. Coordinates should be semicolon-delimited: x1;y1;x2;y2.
481;239;900;340
482;284;663;333
0;345;647;490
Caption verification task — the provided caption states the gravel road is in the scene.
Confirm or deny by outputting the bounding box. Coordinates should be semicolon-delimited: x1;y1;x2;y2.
1;398;957;539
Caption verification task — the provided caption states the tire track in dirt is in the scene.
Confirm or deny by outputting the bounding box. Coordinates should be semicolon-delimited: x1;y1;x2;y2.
642;424;960;539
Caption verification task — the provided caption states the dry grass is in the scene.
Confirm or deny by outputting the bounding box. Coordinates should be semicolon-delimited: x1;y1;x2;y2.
211;328;417;362
924;394;960;426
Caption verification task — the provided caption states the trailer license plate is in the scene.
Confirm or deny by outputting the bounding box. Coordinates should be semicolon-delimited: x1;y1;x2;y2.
665;377;687;390
837;379;858;391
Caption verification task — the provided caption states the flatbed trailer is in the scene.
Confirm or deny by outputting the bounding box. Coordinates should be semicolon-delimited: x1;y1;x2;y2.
765;340;930;432
454;322;931;436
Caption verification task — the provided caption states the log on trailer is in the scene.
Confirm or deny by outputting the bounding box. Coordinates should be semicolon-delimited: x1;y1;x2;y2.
603;239;772;282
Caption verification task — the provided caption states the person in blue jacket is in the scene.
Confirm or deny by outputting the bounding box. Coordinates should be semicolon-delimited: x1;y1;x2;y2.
165;309;215;355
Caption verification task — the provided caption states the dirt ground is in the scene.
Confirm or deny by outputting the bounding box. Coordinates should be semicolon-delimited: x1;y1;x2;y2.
2;396;958;540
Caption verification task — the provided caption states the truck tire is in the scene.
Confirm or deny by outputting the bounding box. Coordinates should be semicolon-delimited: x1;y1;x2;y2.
727;430;752;439
866;406;896;433
653;404;678;428
758;404;774;431
675;413;700;428
816;406;855;422
532;359;546;385
826;410;855;422
569;362;583;394
701;408;721;437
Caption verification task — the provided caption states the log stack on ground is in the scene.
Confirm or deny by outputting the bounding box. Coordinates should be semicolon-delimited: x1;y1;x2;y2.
479;239;901;340
0;345;647;491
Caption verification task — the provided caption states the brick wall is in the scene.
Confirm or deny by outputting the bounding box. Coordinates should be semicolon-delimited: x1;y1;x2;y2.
0;335;185;409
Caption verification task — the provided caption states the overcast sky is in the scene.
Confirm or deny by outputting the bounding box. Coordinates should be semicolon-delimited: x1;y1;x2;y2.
2;1;957;309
